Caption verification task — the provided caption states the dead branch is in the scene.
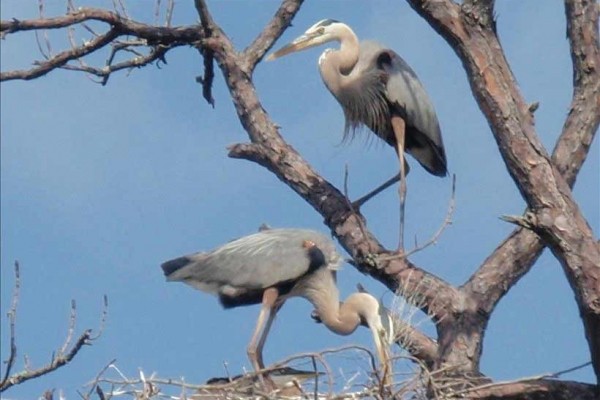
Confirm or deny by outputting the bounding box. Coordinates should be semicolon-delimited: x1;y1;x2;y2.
377;174;456;260
0;262;21;389
242;0;305;71
1;7;205;82
85;345;423;400
0;264;108;392
2;27;120;81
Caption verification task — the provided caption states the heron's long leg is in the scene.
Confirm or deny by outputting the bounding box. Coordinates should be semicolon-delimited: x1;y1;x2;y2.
247;287;279;372
255;300;284;368
391;115;407;251
351;173;401;209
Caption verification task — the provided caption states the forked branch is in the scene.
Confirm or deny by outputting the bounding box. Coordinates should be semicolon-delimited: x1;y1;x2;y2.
1;6;204;82
407;0;599;381
0;263;108;392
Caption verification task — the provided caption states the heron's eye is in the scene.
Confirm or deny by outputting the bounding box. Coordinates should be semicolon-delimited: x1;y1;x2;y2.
318;27;325;35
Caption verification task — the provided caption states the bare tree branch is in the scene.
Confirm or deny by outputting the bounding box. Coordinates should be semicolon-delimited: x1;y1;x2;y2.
406;0;600;381
2;28;119;81
1;8;204;82
1;328;92;391
242;0;305;71
0;262;21;389
463;0;599;317
0;264;108;392
464;378;598;400
558;0;600;186
62;43;172;85
1;8;200;40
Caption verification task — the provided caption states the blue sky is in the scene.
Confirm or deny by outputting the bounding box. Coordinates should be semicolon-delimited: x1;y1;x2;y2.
1;1;598;398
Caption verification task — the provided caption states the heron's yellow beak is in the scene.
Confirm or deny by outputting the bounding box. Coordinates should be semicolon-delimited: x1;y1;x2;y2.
371;326;393;387
266;33;323;61
371;307;394;388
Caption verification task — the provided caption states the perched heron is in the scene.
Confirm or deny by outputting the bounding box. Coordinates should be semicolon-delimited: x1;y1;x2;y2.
267;20;447;248
161;228;392;378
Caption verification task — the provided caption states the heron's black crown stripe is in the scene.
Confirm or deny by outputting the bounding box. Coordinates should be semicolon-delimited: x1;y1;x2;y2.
316;19;339;28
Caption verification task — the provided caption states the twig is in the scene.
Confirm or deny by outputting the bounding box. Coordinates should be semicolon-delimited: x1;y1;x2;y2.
0;285;107;392
90;295;109;340
342;164;369;248
37;0;53;57
83;358;117;400
111;0;129;19
1;262;21;388
195;47;215;107
310;356;318;400
59;300;77;356
404;173;456;257
165;0;175;27
1;8;205;82
2;27;120;81
242;0;305;70
378;173;456;261
154;0;162;26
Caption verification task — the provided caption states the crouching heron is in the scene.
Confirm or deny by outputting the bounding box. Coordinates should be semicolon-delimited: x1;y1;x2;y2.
267;20;447;248
161;228;393;380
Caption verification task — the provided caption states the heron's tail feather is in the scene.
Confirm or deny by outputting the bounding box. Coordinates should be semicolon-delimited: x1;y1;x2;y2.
161;256;193;278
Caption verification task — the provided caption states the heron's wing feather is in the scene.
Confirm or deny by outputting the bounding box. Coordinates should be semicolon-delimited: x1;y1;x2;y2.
362;42;447;175
162;229;337;292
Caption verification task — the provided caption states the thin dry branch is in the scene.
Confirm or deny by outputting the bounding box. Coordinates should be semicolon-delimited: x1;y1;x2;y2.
82;345;424;400
0;262;21;389
2;27;120;81
61;43;173;85
378;174;456;260
242;0;305;71
1;8;205;82
0;268;108;392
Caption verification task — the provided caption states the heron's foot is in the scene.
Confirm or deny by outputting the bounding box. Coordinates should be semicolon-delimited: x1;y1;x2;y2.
361;252;381;269
375;249;407;265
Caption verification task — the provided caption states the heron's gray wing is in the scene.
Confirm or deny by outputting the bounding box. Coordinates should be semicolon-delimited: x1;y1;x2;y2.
360;41;447;175
162;229;335;293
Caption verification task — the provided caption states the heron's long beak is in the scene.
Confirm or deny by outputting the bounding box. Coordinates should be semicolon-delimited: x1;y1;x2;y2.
371;306;394;388
266;33;324;61
371;326;393;388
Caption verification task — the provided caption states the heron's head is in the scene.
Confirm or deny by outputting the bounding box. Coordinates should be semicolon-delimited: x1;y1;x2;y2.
347;292;395;380
266;19;346;61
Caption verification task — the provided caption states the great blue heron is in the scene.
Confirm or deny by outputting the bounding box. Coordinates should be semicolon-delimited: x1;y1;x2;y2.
161;228;392;378
267;20;447;248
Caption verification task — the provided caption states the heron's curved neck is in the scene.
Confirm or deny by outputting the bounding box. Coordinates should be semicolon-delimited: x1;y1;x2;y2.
321;296;363;336
319;25;359;95
301;271;362;336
